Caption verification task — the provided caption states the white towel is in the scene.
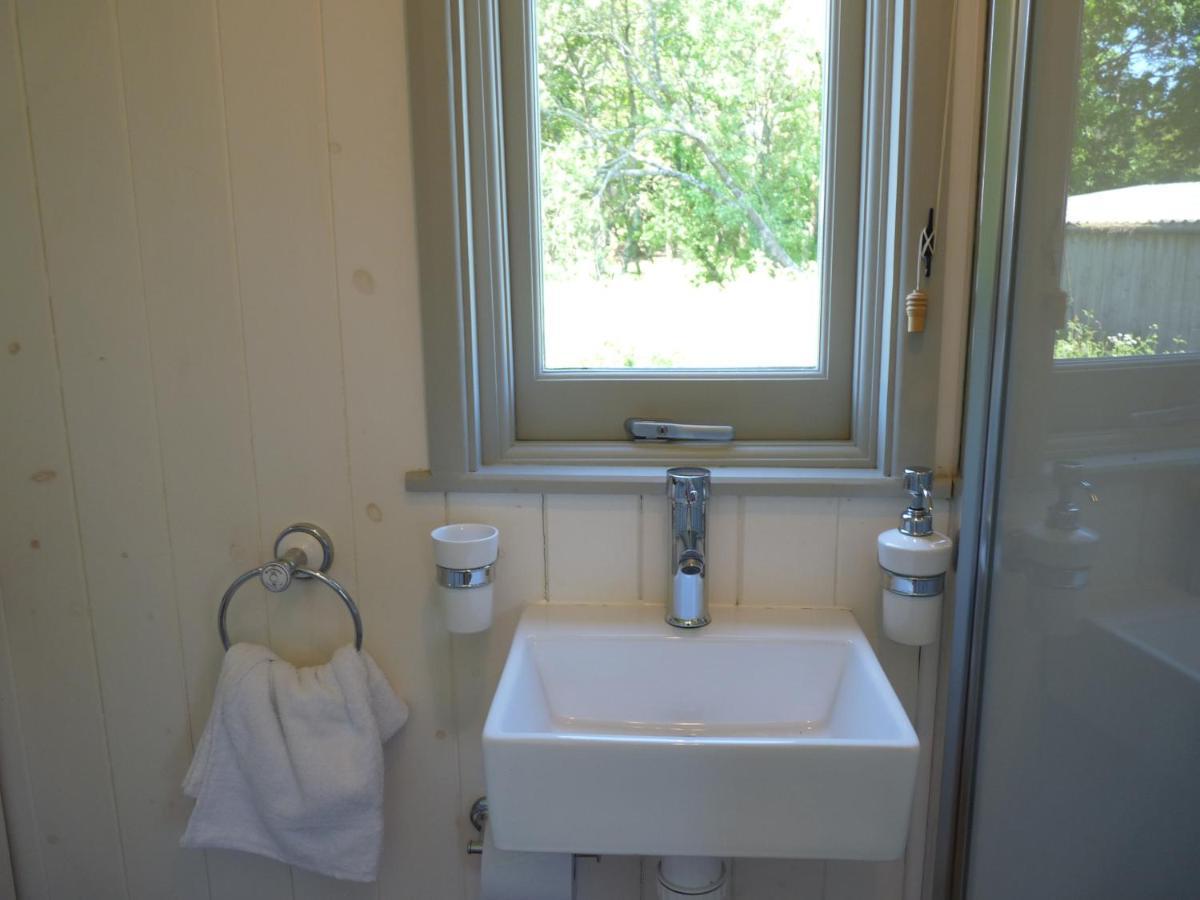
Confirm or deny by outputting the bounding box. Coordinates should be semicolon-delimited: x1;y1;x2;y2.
181;643;408;882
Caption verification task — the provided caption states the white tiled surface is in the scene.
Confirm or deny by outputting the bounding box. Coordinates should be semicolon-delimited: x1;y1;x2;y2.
639;493;671;606
741;497;839;606
706;495;743;603
546;494;640;604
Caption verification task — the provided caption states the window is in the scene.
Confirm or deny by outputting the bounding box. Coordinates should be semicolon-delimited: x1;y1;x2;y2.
405;0;952;489
507;0;863;442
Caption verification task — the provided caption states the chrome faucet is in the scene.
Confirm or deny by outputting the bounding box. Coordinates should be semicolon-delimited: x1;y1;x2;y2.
666;467;711;628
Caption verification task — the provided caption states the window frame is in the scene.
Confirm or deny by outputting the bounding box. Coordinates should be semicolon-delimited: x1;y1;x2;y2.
502;0;863;443
404;0;955;493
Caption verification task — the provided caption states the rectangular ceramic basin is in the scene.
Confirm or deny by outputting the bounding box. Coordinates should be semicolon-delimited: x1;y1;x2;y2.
482;604;918;859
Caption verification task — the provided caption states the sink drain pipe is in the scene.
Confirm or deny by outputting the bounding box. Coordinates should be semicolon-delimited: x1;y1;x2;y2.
657;856;729;899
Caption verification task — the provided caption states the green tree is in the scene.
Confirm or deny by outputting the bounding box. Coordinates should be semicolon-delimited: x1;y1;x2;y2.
537;0;822;283
1071;0;1200;193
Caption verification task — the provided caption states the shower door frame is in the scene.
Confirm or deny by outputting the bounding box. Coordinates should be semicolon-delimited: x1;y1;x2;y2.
928;0;1035;895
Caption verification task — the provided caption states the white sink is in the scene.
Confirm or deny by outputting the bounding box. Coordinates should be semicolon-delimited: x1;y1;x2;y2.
482;604;918;860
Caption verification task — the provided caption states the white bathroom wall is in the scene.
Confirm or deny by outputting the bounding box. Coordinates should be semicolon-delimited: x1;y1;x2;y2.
0;1;961;898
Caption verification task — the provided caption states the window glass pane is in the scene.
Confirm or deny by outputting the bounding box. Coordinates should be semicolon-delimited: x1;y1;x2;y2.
1057;0;1200;360
535;0;825;370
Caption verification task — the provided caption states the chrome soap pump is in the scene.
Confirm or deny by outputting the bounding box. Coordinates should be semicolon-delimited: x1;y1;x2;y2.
877;467;954;646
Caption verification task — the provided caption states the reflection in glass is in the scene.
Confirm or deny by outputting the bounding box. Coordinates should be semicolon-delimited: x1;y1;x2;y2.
1056;0;1200;359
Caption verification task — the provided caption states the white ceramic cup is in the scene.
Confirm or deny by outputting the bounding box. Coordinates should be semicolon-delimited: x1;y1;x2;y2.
438;584;494;634
432;524;499;634
431;523;499;570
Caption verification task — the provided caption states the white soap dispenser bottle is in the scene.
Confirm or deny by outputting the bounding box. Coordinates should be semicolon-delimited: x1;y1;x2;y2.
878;467;954;646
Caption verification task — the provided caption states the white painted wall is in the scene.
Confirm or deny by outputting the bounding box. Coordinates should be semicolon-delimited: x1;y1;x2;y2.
0;1;974;898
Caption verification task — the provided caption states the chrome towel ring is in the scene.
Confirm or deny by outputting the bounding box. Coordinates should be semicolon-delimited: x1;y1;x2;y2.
218;523;363;651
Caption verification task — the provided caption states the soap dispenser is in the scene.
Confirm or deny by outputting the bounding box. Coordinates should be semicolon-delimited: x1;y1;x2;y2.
878;467;954;646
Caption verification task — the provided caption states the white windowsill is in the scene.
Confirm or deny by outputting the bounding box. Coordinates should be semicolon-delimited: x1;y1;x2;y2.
405;465;955;498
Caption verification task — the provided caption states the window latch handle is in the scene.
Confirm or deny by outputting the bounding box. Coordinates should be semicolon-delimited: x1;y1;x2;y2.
625;419;734;443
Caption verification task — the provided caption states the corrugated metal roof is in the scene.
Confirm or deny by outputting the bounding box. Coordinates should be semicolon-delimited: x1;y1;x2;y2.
1066;182;1200;226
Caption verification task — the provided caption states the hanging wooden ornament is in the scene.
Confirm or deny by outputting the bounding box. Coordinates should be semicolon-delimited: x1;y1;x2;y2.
906;288;928;333
907;208;935;334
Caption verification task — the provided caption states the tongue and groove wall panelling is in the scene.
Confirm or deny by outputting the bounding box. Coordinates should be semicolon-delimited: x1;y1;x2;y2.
1;3;125;896
320;0;464;896
112;0;288;895
11;0;208;896
214;0;369;896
